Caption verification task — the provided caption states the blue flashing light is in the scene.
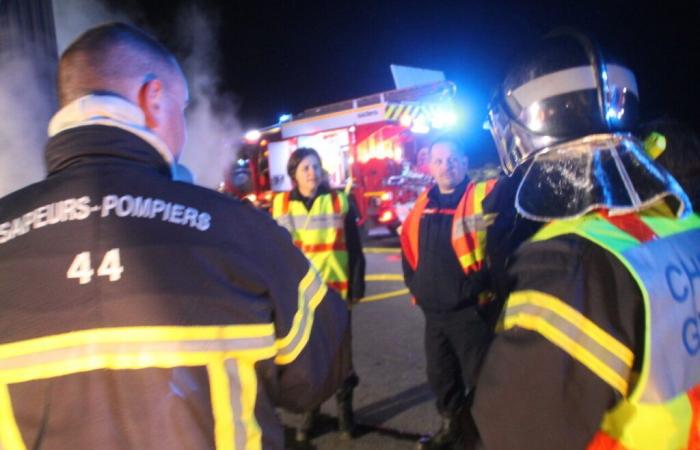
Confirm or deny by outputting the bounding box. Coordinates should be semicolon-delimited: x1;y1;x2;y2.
431;108;458;129
279;113;292;123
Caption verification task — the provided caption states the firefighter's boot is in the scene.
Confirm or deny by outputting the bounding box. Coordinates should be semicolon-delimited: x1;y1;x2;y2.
336;384;355;440
294;408;318;444
415;410;463;450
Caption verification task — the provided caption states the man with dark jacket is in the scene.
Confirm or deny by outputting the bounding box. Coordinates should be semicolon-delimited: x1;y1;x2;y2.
0;23;348;450
401;138;494;450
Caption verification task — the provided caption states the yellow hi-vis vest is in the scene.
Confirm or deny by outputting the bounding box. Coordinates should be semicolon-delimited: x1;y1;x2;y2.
272;191;350;299
504;208;700;450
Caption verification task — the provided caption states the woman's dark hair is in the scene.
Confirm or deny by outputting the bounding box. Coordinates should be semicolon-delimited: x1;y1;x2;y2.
287;147;322;181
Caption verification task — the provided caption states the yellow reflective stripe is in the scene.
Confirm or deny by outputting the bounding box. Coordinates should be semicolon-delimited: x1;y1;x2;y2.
0;326;275;450
505;290;633;395
0;324;275;360
458;242;485;266
238;362;262;450
209;361;235;450
0;325;277;385
0;383;25;450
472;181;488;214
274;267;328;365
365;274;404;281
363;247;400;254
508;291;633;364
359;288;410;303
209;359;263;450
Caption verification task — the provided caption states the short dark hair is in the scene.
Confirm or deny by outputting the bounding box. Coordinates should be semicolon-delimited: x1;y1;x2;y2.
287;147;322;180
58;22;180;105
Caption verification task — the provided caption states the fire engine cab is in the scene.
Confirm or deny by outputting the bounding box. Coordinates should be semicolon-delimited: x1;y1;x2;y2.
233;77;459;236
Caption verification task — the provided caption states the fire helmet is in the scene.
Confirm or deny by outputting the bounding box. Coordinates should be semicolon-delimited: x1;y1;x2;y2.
487;29;691;221
488;29;639;175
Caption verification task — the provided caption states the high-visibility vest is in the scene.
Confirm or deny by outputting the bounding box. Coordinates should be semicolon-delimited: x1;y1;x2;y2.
504;207;700;450
401;179;496;275
272;191;350;299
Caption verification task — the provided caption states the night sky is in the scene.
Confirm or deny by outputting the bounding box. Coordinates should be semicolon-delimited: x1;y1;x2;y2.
107;0;699;162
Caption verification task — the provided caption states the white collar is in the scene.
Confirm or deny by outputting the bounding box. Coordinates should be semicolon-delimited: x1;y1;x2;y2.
48;94;174;165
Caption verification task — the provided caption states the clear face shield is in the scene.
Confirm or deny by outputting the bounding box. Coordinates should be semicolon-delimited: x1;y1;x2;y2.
487;95;561;176
488;87;626;177
514;133;692;221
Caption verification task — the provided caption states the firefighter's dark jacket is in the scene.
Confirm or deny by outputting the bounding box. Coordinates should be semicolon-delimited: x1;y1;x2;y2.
0;125;349;450
472;219;645;449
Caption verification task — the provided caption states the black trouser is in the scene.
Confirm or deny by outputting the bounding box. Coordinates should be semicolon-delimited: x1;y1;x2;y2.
424;306;491;415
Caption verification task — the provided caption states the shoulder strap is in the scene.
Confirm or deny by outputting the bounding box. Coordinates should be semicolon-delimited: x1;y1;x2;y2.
281;191;291;215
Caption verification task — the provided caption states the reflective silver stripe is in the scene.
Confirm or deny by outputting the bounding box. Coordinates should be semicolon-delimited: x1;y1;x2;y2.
275;270;327;362
225;360;246;450
451;214;492;240
276;214;294;232
276;213;343;233
0;336;275;372
511;64;638;109
505;302;632;389
291;213;343;231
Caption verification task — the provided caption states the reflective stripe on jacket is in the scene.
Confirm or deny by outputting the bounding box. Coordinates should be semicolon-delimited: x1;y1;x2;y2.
504;208;700;450
272;191;350;299
401;179;496;275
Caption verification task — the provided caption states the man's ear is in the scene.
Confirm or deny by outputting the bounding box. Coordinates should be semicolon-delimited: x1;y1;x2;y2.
138;78;163;129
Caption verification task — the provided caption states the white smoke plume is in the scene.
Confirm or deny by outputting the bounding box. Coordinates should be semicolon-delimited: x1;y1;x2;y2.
1;0;241;195
53;0;128;54
0;0;127;198
177;7;242;190
0;54;52;197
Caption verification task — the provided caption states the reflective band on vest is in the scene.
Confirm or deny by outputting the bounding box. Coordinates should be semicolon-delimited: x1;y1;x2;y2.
504;289;634;395
272;191;350;299
527;209;700;450
400;179;496;275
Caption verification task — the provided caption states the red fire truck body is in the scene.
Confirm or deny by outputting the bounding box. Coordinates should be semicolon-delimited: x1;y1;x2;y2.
238;80;458;234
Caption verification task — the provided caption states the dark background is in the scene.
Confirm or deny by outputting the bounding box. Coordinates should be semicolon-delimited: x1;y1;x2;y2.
106;0;700;164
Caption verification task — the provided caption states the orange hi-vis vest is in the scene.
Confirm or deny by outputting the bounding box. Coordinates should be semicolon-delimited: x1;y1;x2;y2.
272;191;350;299
401;179;496;275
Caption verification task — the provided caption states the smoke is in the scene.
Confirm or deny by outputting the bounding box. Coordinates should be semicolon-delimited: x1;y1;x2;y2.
0;0;128;198
52;1;243;189
0;53;52;197
176;7;242;190
53;0;129;54
1;0;241;197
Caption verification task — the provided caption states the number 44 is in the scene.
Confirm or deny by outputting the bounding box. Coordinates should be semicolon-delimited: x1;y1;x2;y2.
67;249;124;285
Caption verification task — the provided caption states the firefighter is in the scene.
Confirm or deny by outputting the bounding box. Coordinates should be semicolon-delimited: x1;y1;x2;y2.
271;147;366;442
0;23;350;450
472;29;700;449
400;137;495;450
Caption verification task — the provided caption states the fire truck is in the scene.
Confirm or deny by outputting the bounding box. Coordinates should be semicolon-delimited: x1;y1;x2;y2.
231;79;459;235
